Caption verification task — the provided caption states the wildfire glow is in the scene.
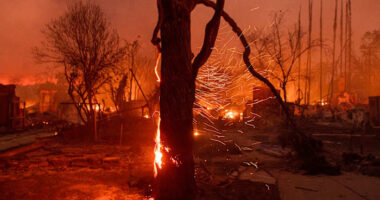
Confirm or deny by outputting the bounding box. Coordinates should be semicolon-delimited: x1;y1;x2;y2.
224;110;239;119
154;116;162;177
320;99;328;106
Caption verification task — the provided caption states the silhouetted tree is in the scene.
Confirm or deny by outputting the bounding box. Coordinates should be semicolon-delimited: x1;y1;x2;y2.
248;13;312;103
34;1;127;141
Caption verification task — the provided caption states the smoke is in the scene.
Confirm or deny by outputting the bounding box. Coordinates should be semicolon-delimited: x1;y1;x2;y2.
0;0;379;84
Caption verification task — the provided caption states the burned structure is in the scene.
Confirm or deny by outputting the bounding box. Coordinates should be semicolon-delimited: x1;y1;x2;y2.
0;84;24;130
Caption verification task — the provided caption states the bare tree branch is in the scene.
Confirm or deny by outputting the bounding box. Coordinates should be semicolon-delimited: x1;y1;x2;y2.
34;1;127;126
198;0;296;128
192;0;225;80
151;0;163;52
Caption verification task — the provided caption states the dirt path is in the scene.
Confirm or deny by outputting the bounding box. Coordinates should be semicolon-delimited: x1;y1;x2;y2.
0;128;56;152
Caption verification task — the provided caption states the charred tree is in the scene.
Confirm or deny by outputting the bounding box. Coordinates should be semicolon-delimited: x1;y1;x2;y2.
152;0;224;199
248;13;311;104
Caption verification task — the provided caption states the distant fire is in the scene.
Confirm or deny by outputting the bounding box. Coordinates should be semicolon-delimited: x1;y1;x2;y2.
320;99;328;106
25;101;36;108
223;109;239;119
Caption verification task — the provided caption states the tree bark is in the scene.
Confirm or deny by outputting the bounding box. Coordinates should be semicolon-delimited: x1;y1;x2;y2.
155;1;196;199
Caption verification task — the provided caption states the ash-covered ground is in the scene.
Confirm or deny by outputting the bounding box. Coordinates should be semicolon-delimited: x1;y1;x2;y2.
0;114;380;200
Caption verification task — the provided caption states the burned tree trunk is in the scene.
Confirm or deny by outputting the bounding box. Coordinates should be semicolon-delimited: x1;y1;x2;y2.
156;1;196;199
152;0;224;199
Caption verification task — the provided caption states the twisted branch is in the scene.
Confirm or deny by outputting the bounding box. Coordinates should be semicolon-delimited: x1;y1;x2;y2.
151;0;163;52
198;0;296;129
192;0;225;80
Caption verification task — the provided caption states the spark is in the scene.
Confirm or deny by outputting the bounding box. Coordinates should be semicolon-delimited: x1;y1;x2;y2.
194;131;199;136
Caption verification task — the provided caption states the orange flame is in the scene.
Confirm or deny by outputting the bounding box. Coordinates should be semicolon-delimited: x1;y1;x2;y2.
154;115;162;177
155;53;161;82
224;110;238;119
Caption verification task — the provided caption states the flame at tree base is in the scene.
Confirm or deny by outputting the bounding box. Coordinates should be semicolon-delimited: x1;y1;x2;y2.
154;116;162;177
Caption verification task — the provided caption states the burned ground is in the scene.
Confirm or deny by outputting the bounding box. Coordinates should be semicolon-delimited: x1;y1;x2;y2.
1;114;379;200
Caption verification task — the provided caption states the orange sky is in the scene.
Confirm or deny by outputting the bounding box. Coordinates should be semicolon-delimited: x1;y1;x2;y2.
0;0;379;85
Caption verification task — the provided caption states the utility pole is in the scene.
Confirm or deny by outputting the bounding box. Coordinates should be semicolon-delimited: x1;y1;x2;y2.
305;0;313;105
347;0;352;91
344;0;348;90
339;0;344;76
330;0;338;102
319;0;323;103
297;5;302;104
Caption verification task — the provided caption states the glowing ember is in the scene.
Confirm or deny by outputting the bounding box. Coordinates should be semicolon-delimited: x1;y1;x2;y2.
194;131;199;136
170;156;180;167
144;114;150;119
154;116;162;177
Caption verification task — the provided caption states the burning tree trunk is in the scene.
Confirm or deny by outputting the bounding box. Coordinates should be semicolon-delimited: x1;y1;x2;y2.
155;5;196;197
152;0;224;199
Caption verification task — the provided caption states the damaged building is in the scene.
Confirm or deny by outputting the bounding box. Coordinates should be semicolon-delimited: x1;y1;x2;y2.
0;84;24;131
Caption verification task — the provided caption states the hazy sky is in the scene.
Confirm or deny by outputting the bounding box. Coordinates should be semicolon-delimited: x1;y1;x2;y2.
0;0;379;84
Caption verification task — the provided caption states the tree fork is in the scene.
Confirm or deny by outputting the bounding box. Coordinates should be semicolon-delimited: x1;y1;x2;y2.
152;0;224;199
